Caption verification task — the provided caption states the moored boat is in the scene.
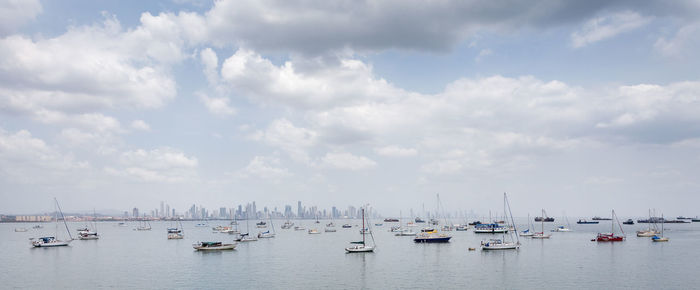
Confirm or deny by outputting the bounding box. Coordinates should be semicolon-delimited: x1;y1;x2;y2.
345;207;375;253
577;219;599;224
481;193;520;250
193;241;236;251
594;210;625;242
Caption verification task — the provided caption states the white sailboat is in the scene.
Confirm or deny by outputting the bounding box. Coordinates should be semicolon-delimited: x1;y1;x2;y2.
78;209;99;240
520;213;534;237
651;214;669;242
551;213;572;232
481;193;520;250
637;209;660;237
235;211;258;242
532;209;552;239
346;206;375;253
395;210;417;236
258;214;276;238
31;198;73;247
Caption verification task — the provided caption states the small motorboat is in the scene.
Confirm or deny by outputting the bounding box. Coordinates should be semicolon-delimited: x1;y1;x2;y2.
519;229;534;237
532;232;552;239
342;224;352;228
413;230;451;243
324;227;337;232
235;233;258;242
14;228;28;232
308;229;321;234
78;231;99;240
551;226;571;232
622;219;634;225
256;221;267;228
257;231;275;238
168;232;184;239
294;226;306;231
193;241;236;251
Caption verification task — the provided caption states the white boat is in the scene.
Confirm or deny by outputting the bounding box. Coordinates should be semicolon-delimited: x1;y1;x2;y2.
193;241;236;251
394;228;417;236
324;228;337;232
14;228;28;232
652;214;669;242
481;193;520;250
532;209;552;239
281;220;294;229
78;210;100;240
637;209;660;237
308;229;321;234
236;212;258;242
294;226;306;231
257;214;276;238
551;225;571;232
346;206;375;253
32;198;73;248
520;214;534;236
167;220;184;239
135;219;151;231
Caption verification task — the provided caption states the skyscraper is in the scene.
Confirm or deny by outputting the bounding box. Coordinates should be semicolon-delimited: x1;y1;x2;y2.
297;201;303;218
132;207;139;218
160;201;165;218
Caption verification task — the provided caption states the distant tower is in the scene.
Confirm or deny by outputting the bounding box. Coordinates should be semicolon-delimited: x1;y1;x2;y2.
160;201;165;218
297;201;303;218
132;207;139;218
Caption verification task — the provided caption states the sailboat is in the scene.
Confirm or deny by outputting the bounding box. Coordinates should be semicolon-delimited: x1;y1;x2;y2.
637;209;660;237
281;218;294;229
345;206;375;253
594;209;625;242
235;211;258;242
414;194;452;243
135;217;152;231
651;214;669;242
32;198;73;247
520;213;534;237
258;214;276;238
551;213;572;232
481;193;520;250
78;209;100;240
395;210;417;236
167;219;184;239
325;216;337;232
532;209;552;239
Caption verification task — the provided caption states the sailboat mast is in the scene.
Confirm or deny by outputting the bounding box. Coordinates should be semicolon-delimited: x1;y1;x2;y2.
362;207;366;245
55;198;73;240
505;193;519;244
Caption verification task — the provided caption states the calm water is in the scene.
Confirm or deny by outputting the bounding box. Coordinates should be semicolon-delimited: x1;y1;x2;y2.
1;219;699;289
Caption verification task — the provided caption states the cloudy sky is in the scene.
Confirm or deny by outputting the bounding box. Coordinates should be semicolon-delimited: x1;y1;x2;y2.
2;0;700;217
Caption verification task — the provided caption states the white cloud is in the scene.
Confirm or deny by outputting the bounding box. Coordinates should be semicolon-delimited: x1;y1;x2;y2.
0;0;42;36
374;145;417;157
106;147;199;183
0;128;89;183
251;119;318;162
198;93;236;116
654;22;700;58
130;120;151;131
321;152;377;170
475;48;493;62
235;156;291;179
220;49;408;109
571;11;651;48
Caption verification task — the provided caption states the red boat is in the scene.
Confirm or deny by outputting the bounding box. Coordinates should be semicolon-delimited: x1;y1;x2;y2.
594;209;625;242
596;233;624;242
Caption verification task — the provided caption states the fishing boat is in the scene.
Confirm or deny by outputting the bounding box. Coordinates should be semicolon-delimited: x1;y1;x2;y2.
520;214;534;237
32;198;73;247
577;219;599;224
193;241;236;251
594;210;625;242
652;214;669;242
637;209;660;237
532;209;552;239
346;207;375;253
257;215;276;238
481;193;520;250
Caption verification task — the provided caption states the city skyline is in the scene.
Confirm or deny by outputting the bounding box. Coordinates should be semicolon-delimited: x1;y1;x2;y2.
2;1;700;216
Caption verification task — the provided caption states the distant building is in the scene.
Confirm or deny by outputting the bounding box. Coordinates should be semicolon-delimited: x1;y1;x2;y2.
132;207;139;218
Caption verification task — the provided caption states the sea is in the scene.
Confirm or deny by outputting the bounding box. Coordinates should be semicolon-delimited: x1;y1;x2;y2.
1;218;699;289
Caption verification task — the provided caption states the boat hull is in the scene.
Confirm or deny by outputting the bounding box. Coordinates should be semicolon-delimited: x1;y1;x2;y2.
413;237;451;243
32;241;71;247
481;244;519;250
345;246;374;253
193;244;236;250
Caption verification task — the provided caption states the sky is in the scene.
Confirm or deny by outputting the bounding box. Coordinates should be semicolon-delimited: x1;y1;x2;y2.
1;0;700;217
